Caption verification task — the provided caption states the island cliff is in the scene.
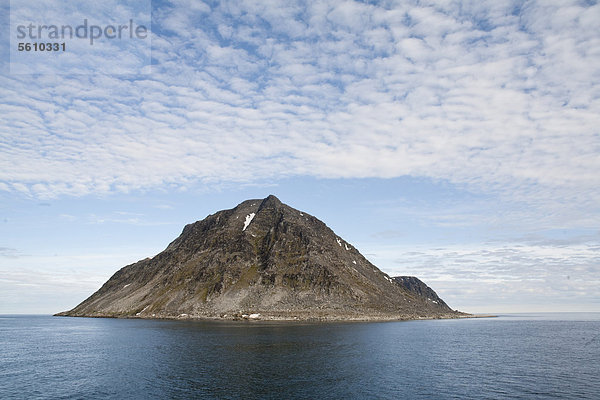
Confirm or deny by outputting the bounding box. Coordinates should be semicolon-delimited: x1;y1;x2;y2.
57;195;467;321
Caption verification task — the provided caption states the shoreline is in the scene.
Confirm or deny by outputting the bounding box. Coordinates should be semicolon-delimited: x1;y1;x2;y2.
54;311;497;323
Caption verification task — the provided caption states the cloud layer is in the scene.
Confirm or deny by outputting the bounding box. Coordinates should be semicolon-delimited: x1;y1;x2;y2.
367;234;600;312
1;0;598;213
0;249;151;314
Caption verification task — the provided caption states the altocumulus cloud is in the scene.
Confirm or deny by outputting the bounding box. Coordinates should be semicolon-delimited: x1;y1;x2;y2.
367;238;600;312
1;0;599;221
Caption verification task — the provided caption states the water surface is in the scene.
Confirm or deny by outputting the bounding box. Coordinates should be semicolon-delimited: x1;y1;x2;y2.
1;313;598;399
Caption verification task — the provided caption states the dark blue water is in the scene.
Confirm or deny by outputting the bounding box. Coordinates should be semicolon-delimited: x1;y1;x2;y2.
1;314;599;399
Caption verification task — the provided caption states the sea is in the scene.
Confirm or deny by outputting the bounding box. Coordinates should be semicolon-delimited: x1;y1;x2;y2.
1;313;598;399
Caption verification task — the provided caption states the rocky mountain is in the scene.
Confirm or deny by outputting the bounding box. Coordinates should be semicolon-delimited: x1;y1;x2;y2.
57;195;466;321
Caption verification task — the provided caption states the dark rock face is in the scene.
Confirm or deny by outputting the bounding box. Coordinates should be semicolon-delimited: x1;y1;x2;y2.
392;276;451;310
57;195;464;321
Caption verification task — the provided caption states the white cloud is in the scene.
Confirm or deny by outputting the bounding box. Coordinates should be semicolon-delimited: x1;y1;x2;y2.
366;239;600;313
0;244;163;313
1;0;598;227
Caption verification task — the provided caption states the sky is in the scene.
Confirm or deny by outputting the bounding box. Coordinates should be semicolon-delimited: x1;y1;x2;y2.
1;0;599;314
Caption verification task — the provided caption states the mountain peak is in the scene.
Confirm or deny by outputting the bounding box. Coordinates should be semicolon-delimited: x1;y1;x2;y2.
57;197;465;321
258;194;282;210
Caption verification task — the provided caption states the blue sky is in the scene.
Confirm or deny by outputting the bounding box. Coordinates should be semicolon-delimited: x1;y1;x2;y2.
1;0;599;314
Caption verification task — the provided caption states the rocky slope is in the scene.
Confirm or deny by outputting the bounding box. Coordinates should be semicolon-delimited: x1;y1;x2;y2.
392;276;451;309
57;195;466;321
